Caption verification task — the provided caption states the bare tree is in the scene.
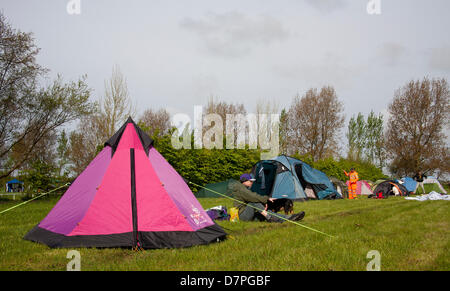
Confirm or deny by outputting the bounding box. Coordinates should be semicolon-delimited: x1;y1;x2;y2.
139;108;172;137
66;66;137;175
204;96;247;123
287;86;345;161
67;109;110;175
102;64;135;137
385;77;450;176
204;96;247;148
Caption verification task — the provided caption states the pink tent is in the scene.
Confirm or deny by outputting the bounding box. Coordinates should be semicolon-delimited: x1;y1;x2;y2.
25;118;226;249
346;180;373;195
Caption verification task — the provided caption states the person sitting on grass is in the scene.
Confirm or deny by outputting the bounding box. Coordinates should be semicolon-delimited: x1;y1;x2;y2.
227;173;305;223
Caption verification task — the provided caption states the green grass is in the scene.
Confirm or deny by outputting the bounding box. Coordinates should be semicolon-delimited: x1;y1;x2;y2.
414;183;448;195
0;196;449;271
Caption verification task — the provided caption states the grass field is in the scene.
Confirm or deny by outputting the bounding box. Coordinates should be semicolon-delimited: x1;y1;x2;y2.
0;195;449;271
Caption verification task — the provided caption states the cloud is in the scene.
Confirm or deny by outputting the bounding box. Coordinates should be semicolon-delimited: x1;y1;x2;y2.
377;42;408;66
180;11;289;58
429;45;450;72
271;52;362;89
304;0;347;13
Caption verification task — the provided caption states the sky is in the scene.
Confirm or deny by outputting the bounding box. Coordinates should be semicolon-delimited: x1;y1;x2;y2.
1;0;450;135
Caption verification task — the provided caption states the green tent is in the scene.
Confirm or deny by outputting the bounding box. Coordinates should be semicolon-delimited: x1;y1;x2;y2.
194;179;237;198
329;177;348;199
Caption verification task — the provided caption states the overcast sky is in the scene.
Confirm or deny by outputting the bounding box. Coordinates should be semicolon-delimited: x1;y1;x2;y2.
2;0;450;130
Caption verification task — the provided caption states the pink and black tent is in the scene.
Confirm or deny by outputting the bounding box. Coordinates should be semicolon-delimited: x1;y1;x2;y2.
24;118;226;249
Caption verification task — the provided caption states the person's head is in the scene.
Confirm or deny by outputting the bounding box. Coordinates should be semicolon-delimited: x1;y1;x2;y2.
418;171;422;175
240;173;255;188
350;168;355;172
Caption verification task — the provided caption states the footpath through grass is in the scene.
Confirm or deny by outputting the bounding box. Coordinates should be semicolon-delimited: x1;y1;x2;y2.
0;196;449;270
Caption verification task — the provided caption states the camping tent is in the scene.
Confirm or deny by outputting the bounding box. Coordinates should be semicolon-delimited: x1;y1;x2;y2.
250;156;341;200
401;177;417;193
330;177;349;199
346;180;373;195
195;179;236;198
421;176;447;194
6;179;24;192
372;180;409;198
24;118;226;249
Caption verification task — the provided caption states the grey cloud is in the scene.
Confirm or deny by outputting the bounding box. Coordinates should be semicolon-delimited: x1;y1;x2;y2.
271;52;362;89
429;45;450;72
180;11;289;57
304;0;347;13
377;42;408;66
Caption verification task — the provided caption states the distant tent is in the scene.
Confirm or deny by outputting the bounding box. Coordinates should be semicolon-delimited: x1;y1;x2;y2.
346;180;373;195
371;180;387;192
195;179;236;198
250;156;341;200
401;177;417;193
372;180;409;198
421;176;447;194
329;177;348;199
6;179;24;193
24;118;226;249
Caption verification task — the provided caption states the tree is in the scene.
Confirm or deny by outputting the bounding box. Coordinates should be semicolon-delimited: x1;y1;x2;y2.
346;111;385;167
56;130;70;176
0;75;93;179
287;86;345;161
67;110;108;175
22;159;58;193
139;108;172;137
204;97;247;149
0;13;94;179
385;77;450;176
279;108;288;155
67;66;136;175
347;113;366;161
102;64;135;137
365;111;385;168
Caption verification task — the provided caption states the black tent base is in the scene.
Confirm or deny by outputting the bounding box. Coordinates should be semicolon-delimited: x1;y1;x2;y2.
24;223;227;249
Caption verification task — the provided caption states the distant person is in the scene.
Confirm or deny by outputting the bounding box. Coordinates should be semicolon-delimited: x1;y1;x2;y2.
343;168;359;199
227;173;305;223
413;171;427;194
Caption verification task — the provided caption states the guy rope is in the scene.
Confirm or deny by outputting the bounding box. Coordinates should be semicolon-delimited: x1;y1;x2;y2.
188;181;335;238
0;183;70;215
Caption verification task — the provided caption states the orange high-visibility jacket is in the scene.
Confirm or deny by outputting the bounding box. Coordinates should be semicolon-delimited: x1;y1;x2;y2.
344;171;359;184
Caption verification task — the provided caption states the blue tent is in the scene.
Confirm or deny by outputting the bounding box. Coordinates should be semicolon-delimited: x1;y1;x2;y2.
401;177;417;193
250;155;341;200
6;179;24;192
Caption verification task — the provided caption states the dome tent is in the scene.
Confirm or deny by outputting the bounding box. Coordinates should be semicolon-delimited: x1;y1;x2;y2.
346;180;374;196
24;118;226;249
250;155;341;200
330;177;349;199
418;176;447;194
372;180;409;198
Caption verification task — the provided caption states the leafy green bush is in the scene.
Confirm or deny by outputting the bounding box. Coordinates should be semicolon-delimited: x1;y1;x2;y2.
152;134;260;192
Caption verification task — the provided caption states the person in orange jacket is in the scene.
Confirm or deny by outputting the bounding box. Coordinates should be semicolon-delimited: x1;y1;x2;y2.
344;168;359;199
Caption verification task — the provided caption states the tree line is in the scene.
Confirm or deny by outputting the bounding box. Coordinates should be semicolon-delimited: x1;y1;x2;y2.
0;12;448;192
